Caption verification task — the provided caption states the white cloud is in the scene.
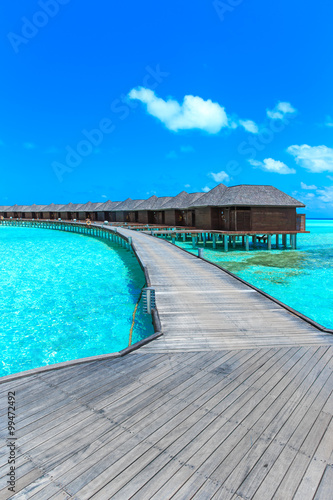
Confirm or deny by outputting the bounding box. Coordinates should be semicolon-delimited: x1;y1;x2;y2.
300;182;317;190
287;144;333;173
249;158;296;174
101;194;107;199
316;186;333;204
238;119;259;134
202;186;210;192
129;88;229;134
325;116;333;127
267;101;297;120
180;145;195;153
209;170;230;183
128;87;259;135
184;184;191;188
166;150;178;159
327;175;333;181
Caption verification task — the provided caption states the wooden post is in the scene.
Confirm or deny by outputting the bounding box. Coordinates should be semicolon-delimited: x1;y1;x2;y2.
224;235;229;252
232;236;236;249
245;235;249;251
252;235;256;248
242;236;245;247
172;234;176;244
267;235;272;250
202;233;206;247
182;233;186;242
276;234;279;248
282;234;287;248
192;235;196;248
291;234;296;249
213;234;217;249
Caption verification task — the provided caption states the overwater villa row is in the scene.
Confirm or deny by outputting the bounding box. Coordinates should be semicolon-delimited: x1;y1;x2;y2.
0;183;306;232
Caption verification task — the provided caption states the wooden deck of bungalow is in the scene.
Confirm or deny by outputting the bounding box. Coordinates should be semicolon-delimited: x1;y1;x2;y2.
0;223;332;499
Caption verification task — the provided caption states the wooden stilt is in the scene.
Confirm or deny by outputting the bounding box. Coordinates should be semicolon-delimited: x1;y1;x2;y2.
245;235;249;251
268;235;272;250
213;234;217;249
224;235;228;252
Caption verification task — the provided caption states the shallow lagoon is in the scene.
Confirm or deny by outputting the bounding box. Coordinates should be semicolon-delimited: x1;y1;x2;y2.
0;227;153;376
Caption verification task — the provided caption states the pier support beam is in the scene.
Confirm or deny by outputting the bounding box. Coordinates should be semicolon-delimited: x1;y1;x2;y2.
192;235;196;248
282;234;287;248
290;234;297;249
276;234;279;248
202;233;206;247
182;233;186;242
224;235;228;252
267;235;272;250
245;235;249;251
232;236;236;249
172;234;176;244
213;234;217;249
252;235;256;248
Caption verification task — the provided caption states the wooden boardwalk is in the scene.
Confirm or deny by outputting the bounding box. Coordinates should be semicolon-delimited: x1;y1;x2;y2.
0;226;332;499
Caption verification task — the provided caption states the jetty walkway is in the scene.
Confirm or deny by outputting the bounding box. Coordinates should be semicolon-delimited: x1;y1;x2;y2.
0;223;332;499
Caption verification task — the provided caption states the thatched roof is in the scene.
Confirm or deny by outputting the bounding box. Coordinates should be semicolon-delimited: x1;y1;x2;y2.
160;191;187;209
135;196;173;211
161;191;203;210
0;206;9;211
192;184;228;207
21;204;46;212
191;184;305;208
95;200;122;211
58;203;83;212
77;202;104;212
6;204;28;212
40;203;66;212
113;198;145;211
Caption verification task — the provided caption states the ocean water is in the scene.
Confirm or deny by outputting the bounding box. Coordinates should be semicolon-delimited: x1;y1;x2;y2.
174;219;333;329
0;227;153;377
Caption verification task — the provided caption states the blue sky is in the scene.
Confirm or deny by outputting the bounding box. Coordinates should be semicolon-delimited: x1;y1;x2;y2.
1;0;333;216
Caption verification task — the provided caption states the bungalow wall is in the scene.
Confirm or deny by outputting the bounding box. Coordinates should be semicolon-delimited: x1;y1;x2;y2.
78;211;98;221
137;211;149;224
127;211;138;223
164;210;176;226
194;207;212;230
96;212;105;222
115;211;125;222
251;207;296;231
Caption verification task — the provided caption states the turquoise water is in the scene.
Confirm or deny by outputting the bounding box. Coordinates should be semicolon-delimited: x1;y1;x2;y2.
0;227;153;377
174;219;333;329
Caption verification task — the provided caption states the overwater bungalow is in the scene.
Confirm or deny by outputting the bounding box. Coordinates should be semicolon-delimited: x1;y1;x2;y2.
5;204;26;218
189;184;305;231
0;206;9;218
77;202;104;221
112;198;145;223
22;204;46;219
135;196;173;225
160;191;203;226
1;183;306;233
95;200;121;222
58;202;83;221
39;203;66;220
